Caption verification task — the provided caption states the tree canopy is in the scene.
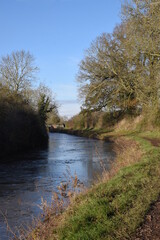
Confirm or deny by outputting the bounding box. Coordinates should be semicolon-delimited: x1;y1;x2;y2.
0;50;38;97
0;50;59;156
0;50;59;125
78;0;160;116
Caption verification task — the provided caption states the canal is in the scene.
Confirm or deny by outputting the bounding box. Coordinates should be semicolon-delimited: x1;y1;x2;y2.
0;133;115;239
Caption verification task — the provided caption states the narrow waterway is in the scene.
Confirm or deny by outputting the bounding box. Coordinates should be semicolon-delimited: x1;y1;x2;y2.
0;133;115;240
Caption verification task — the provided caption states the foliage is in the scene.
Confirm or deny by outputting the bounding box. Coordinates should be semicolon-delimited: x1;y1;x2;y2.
0;93;48;157
66;110;134;130
0;50;38;98
38;94;51;125
77;0;160;120
47;109;60;125
0;51;59;157
78;30;137;113
32;83;59;125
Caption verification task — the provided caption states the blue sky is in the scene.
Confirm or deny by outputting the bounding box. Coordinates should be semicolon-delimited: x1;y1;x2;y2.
0;0;122;117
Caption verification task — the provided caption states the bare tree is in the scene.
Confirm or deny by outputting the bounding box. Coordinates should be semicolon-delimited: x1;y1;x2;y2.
77;29;138;113
77;0;160;117
122;0;160;108
0;50;38;95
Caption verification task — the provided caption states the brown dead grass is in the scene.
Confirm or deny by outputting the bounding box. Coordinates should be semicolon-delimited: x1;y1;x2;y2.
115;115;143;131
12;173;85;240
100;137;143;183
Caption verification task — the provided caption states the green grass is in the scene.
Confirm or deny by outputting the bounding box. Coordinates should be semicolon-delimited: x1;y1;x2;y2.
49;133;160;240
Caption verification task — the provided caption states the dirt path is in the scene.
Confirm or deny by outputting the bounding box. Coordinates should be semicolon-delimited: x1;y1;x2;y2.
132;196;160;240
132;137;160;239
143;137;160;147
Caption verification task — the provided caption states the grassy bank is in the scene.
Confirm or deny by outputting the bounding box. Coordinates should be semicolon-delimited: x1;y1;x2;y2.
28;128;160;240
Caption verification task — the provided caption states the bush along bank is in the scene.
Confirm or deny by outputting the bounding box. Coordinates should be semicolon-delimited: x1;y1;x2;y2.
26;130;160;240
0;95;48;159
49;128;102;139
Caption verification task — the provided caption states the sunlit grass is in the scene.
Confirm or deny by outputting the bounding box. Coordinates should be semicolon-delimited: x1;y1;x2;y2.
47;135;160;240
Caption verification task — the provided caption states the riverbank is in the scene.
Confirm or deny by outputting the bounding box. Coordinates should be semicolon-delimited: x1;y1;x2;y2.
49;128;113;140
27;128;160;240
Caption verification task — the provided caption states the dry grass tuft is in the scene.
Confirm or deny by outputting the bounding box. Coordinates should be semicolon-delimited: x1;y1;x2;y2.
115;115;143;131
100;137;143;183
9;171;84;240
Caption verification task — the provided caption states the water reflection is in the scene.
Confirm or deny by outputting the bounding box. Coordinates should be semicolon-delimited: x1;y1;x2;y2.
0;133;115;240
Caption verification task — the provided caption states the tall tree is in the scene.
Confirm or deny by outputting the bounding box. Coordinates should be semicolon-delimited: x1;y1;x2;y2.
77;28;138;113
0;50;38;96
78;0;160;117
36;84;58;125
122;0;160;110
77;33;116;112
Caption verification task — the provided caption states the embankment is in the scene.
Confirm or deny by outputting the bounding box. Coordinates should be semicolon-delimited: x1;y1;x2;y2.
49;128;112;140
29;128;160;240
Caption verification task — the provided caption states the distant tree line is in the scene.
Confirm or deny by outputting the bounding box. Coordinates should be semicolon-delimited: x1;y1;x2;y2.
77;0;160;125
0;50;59;158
